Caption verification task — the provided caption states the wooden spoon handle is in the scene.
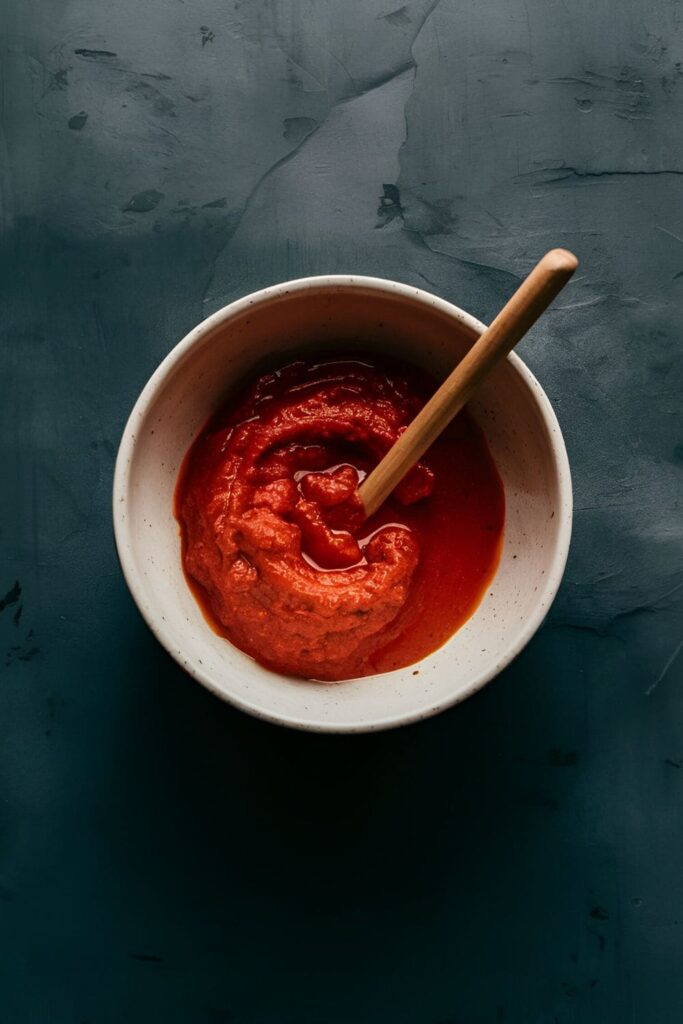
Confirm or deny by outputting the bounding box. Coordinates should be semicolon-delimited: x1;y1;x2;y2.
359;248;578;518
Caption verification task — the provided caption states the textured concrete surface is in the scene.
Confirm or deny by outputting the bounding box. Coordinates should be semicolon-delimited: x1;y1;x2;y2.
1;1;682;1021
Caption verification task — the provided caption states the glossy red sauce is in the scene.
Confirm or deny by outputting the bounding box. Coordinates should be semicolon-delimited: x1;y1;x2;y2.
175;355;505;681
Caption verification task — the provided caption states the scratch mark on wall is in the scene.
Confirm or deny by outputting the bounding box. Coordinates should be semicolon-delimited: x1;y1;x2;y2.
657;225;683;244
645;640;683;696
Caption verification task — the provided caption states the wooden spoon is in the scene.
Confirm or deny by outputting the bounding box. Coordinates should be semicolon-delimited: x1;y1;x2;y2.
358;248;578;518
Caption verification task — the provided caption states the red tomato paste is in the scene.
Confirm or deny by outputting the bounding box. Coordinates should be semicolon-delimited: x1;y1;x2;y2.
175;356;504;681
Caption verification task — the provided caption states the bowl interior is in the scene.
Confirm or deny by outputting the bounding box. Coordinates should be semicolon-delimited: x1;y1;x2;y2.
114;278;571;731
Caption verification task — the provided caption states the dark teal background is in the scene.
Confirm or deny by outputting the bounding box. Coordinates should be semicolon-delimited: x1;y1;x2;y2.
2;1;683;1021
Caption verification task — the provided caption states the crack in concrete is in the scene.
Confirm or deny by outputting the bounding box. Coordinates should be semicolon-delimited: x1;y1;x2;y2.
405;226;523;286
201;5;443;307
394;0;524;288
552;578;683;638
531;165;683;184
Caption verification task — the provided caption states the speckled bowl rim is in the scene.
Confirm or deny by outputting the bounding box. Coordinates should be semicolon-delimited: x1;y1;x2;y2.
113;275;573;733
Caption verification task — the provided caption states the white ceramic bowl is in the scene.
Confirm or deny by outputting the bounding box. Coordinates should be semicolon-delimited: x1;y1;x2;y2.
113;276;572;733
